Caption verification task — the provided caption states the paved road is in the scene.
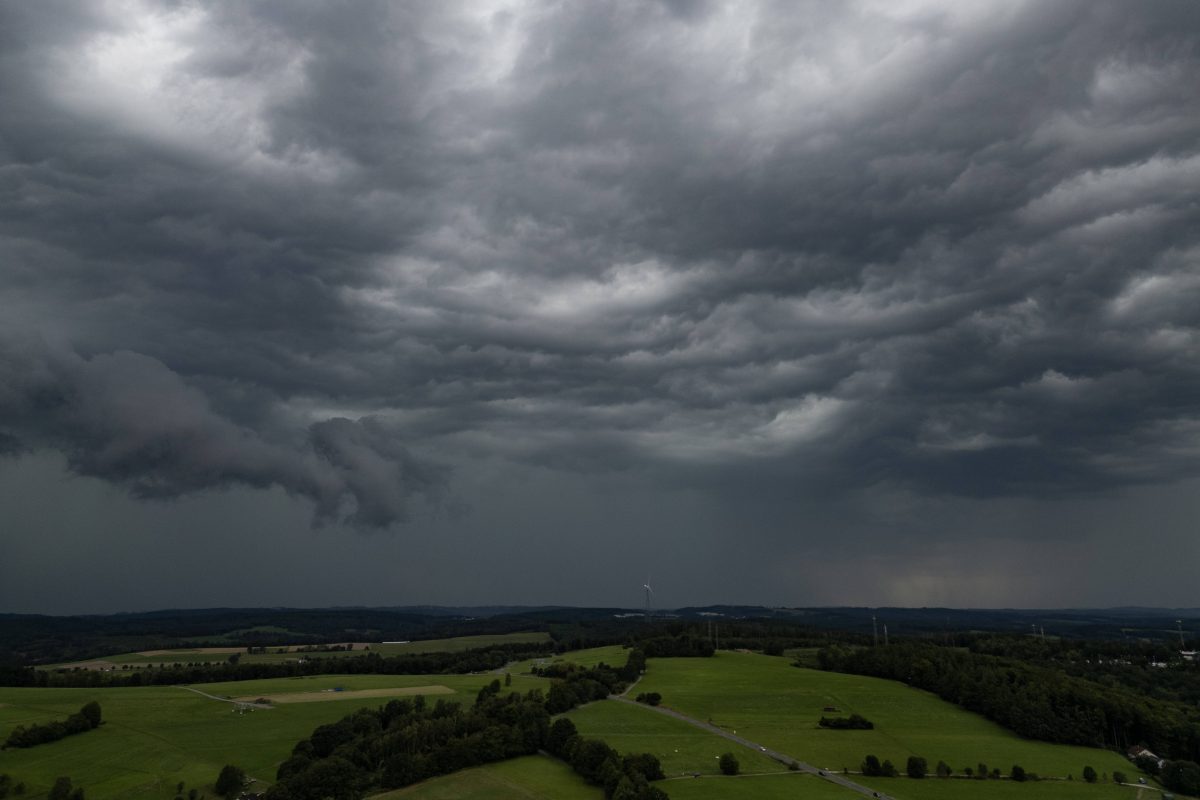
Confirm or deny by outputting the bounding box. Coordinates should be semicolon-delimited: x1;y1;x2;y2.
610;696;893;799
176;685;273;709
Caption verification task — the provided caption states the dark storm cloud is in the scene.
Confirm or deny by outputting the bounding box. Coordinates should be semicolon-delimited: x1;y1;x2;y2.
0;334;446;526
1;0;1198;531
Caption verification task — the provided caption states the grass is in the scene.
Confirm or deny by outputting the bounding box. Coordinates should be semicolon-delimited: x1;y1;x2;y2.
0;673;547;799
44;632;552;670
371;755;601;799
855;776;1151;800
509;645;631;676
564;699;783;777
662;773;862;799
634;652;1137;783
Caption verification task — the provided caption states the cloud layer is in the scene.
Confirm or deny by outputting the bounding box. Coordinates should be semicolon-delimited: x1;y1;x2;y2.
1;1;1197;556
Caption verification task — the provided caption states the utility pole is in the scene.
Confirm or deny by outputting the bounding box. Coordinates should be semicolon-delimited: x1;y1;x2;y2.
1040;625;1046;641
872;614;878;647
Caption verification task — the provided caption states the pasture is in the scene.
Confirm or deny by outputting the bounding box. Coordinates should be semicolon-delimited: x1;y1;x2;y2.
633;652;1137;787
372;755;600;799
0;673;546;799
564;698;782;776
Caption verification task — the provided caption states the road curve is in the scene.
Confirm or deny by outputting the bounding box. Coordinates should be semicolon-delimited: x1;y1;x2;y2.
609;696;894;800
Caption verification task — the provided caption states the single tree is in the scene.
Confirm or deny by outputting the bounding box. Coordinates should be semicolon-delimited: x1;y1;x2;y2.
1082;765;1097;784
719;752;739;776
215;765;245;799
881;759;899;778
1011;765;1027;782
48;778;73;800
80;702;102;729
906;756;927;779
935;760;952;778
976;762;988;780
862;755;883;777
1112;771;1127;784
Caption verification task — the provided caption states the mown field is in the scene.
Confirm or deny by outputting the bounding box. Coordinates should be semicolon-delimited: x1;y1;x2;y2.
372;755;600;799
0;673;546;799
632;651;1153;800
44;632;551;670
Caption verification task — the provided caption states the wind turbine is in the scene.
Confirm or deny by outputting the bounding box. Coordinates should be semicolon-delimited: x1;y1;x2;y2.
643;579;654;622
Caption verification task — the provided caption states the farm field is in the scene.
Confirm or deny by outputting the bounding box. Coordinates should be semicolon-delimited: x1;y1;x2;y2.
0;673;547;799
372;755;601;799
564;698;783;776
43;631;551;670
634;652;1138;788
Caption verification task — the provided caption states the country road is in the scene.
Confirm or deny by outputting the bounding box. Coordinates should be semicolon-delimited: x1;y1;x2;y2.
610;696;894;800
177;685;273;709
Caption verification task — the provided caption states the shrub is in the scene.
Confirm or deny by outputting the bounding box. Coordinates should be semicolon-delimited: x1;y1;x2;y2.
1082;765;1097;784
1112;770;1127;784
1011;765;1027;782
935;760;951;778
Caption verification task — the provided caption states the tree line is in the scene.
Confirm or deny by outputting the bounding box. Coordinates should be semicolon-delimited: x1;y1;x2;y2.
2;702;101;750
12;643;554;689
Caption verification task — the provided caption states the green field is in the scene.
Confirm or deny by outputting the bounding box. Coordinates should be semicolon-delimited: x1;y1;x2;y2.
510;644;631;675
856;776;1150;800
565;699;783;777
0;673;547;799
372;755;601;799
633;652;1144;795
44;632;551;670
662;773;861;799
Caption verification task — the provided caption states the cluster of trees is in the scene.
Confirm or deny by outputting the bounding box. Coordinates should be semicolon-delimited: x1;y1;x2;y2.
263;650;664;800
2;702;101;749
543;650;643;714
0;774;27;797
634;692;661;706
816;643;1200;760
818;714;873;730
545;718;667;799
1160;760;1200;795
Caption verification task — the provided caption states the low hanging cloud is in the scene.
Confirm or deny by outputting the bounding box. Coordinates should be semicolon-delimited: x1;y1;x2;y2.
0;336;446;527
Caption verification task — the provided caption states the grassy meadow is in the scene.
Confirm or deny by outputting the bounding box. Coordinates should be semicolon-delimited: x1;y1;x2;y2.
0;673;546;799
631;651;1150;799
371;755;601;800
565;698;783;776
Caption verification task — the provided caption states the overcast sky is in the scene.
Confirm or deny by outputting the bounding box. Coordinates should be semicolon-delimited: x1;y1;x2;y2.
1;0;1198;614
